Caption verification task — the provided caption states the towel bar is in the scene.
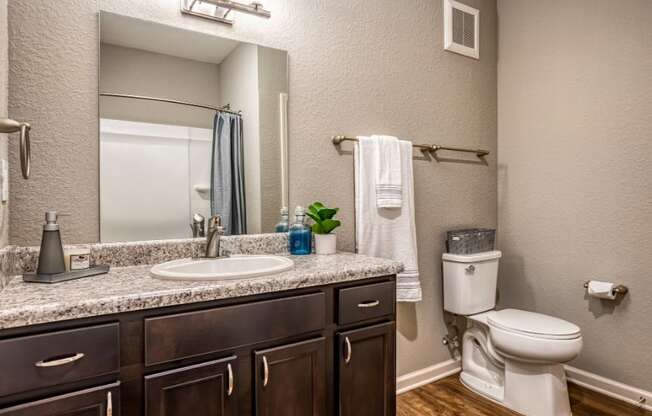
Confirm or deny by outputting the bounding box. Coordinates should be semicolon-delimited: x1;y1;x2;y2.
332;135;490;159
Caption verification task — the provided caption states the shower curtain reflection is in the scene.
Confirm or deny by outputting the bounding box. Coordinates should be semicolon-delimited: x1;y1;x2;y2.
211;111;247;235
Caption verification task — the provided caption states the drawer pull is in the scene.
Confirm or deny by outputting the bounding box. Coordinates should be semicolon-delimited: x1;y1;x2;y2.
357;300;380;308
262;355;269;387
106;391;113;416
227;363;234;396
35;352;85;368
344;337;352;364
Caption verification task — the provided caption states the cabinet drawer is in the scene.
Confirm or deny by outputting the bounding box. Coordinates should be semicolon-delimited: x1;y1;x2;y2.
0;323;120;397
337;281;395;325
145;292;326;366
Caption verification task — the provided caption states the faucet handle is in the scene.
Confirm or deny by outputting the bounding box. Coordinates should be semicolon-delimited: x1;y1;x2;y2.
208;215;222;231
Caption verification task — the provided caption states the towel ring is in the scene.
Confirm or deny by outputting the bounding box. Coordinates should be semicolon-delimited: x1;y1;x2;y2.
0;118;31;179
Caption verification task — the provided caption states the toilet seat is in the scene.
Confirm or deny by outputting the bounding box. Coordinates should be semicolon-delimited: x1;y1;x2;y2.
487;309;581;340
486;309;583;364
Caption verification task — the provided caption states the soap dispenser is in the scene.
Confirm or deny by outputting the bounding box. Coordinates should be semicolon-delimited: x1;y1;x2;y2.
36;211;66;275
24;210;110;283
274;207;289;232
288;206;312;255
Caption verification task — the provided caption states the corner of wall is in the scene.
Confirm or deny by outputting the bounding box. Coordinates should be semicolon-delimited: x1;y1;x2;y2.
0;0;9;248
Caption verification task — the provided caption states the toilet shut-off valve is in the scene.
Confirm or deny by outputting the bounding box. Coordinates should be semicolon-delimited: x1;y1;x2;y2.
442;335;459;348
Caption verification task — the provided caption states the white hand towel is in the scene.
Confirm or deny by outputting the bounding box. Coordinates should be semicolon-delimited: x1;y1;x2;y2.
355;138;422;302
369;134;402;208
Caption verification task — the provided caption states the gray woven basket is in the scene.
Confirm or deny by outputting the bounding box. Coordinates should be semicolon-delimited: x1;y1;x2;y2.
446;228;495;254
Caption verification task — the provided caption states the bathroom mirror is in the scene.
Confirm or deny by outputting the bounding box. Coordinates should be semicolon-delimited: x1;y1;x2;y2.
99;12;289;242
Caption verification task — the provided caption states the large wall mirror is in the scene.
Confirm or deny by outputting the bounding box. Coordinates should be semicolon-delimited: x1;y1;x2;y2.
99;12;289;242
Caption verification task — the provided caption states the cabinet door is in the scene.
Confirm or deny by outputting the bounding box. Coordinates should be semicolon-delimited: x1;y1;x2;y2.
0;382;120;416
254;337;326;416
338;322;395;416
145;356;237;416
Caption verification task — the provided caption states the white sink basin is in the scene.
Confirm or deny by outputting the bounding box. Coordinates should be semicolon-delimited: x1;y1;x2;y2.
150;255;294;281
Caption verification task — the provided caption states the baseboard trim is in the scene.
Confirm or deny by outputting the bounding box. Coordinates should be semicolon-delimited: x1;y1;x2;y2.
396;360;651;411
396;359;461;395
565;365;652;411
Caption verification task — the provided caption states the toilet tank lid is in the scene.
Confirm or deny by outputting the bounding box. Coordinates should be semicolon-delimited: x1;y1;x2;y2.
442;250;502;263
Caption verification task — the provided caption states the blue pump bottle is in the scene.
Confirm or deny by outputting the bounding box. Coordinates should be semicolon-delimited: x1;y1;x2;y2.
275;207;289;232
288;206;312;255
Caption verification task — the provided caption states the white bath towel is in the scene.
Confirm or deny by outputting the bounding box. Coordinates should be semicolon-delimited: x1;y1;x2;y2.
370;135;402;208
355;137;422;302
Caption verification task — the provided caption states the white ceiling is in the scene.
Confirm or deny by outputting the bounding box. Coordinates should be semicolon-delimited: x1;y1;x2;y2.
100;12;240;64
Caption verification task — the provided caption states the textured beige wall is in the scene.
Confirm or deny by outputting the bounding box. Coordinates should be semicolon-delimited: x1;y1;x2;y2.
0;0;8;247
100;43;221;129
8;1;99;245
8;0;497;376
497;0;652;390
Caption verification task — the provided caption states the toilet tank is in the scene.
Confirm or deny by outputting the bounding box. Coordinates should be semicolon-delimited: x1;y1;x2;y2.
442;250;502;315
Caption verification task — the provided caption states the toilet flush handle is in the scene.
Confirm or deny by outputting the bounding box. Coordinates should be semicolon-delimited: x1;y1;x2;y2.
465;265;476;274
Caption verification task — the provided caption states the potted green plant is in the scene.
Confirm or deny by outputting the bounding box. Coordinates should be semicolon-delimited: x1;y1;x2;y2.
307;202;341;255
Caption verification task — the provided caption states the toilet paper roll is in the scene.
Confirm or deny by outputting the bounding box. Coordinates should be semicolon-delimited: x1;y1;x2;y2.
587;280;617;300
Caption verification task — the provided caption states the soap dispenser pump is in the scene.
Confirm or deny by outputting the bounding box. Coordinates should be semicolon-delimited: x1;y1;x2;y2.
36;210;66;275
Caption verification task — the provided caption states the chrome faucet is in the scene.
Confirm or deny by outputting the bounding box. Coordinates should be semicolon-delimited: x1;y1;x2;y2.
190;213;206;238
205;215;227;258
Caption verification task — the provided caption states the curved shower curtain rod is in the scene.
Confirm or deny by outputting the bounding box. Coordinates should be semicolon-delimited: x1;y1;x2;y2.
100;93;242;116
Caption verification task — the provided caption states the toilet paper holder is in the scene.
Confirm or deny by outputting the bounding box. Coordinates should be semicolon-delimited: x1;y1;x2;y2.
583;281;629;296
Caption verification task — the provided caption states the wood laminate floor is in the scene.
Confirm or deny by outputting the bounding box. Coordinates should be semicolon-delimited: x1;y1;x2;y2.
397;375;652;416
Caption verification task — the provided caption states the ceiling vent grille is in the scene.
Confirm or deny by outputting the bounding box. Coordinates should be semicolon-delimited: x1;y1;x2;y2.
444;0;480;59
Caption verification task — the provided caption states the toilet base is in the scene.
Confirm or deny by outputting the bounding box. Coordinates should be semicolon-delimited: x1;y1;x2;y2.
503;360;572;416
461;321;572;416
460;371;504;403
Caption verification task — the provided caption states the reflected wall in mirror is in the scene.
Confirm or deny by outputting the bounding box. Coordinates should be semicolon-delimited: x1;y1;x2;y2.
99;12;289;243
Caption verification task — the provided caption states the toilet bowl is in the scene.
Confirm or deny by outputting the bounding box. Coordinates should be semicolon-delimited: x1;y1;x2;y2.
443;251;583;416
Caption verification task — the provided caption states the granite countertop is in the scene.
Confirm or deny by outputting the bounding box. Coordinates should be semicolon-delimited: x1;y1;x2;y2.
0;252;403;330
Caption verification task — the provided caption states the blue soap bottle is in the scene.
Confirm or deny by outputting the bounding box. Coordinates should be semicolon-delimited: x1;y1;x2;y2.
288;206;312;255
275;207;289;232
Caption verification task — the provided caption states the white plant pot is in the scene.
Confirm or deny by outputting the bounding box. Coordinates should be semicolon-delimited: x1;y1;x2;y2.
314;233;337;255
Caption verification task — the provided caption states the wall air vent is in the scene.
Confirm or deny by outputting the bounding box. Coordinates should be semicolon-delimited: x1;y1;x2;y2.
443;0;480;59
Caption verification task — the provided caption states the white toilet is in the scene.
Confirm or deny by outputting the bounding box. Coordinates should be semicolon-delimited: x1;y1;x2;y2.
442;250;583;416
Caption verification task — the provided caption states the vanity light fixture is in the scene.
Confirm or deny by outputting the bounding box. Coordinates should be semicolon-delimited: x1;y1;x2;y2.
181;0;270;25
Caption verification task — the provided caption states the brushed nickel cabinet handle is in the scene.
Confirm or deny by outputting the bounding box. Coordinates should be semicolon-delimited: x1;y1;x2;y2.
357;300;380;308
227;363;234;396
35;352;85;368
344;337;352;364
262;356;269;387
106;391;113;416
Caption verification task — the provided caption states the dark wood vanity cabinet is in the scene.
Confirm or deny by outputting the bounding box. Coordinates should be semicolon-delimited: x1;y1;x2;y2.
338;322;396;416
0;276;396;416
145;357;237;416
0;383;120;416
254;337;327;416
